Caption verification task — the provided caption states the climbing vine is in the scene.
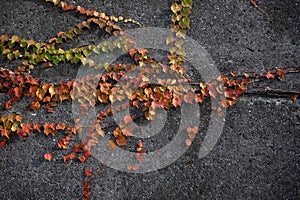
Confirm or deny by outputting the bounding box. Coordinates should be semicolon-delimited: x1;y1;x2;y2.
0;0;299;199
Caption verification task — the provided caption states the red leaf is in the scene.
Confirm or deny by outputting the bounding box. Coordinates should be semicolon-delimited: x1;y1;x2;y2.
44;153;53;161
172;96;181;107
0;140;7;147
185;139;192;147
56;123;66;130
266;71;275;79
14;87;23;99
78;155;86;163
276;69;284;80
122;126;134;137
124;114;133;124
82;181;90;200
63;154;70;162
135;153;144;162
291;95;298;102
195;94;204;103
33;122;41;132
29;100;41;110
132;165;139;171
107;139;117;150
84;168;93;177
21;123;32;136
183;92;195;104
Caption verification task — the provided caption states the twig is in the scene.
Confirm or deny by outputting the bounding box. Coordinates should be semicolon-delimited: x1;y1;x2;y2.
244;88;300;97
249;0;269;17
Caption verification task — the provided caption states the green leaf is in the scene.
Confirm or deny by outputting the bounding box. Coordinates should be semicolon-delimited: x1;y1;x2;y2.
13;50;21;59
83;50;90;57
176;29;186;38
65;52;73;61
44;53;51;61
74;28;82;35
181;7;191;16
182;0;192;8
56;37;63;44
20;41;27;48
166;35;175;45
171;3;181;13
53;58;59;65
7;53;14;60
182;16;191;29
2;49;10;55
75;53;83;59
11;35;20;43
175;40;184;48
11;123;19;132
66;32;74;39
72;57;79;64
59;54;66;62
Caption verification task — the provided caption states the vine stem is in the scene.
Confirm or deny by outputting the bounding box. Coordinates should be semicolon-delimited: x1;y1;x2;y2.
249;0;269;17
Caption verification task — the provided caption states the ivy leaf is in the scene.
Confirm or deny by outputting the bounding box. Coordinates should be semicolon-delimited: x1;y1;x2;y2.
33;122;41;132
124;114;133;124
21;123;32;136
291;95;298;102
276;69;284;80
181;7;191;16
183;92;194;104
49;85;56;97
171;3;182;13
166;35;175;45
107;139;117;150
29;100;41;110
65;52;73;61
14;87;23;99
84;168;93;177
11;35;20;43
44;153;53;161
56;123;66;130
1;129;10;139
185;139;192;146
182;0;193;8
266;71;274;79
182;16;190;29
7;53;14;60
11;123;19;132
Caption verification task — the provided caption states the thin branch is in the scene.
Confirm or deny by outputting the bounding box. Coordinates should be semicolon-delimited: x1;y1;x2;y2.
249;0;269;17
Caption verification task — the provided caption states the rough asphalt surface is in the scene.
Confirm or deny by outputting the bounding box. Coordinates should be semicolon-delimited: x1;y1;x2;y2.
0;0;299;199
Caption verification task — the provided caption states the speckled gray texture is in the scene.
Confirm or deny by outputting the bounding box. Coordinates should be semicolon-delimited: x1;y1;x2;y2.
0;0;299;199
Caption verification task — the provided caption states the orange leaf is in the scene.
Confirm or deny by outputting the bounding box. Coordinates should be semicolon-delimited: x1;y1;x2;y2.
84;168;93;177
195;94;204;103
107;139;117;150
44;153;53;161
29;100;40;110
33;122;41;132
291;95;298;102
276;69;284;80
56;123;66;130
78;155;86;163
132;165;139;171
116;135;127;146
14;87;23;99
122;126;134;137
124;114;133;124
183;92;195;103
1;129;10;139
185;139;192;147
21;123;32;136
266;71;275;79
63;154;70;162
